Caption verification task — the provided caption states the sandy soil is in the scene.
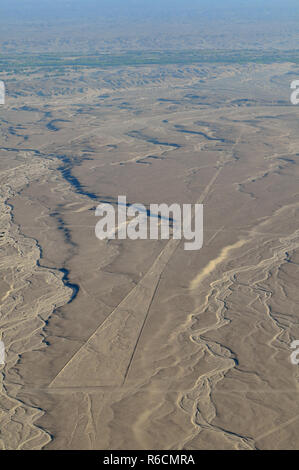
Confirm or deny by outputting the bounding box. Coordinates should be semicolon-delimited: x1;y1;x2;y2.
0;62;299;449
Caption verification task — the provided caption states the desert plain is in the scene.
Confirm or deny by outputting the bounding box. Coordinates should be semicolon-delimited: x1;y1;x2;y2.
0;57;299;450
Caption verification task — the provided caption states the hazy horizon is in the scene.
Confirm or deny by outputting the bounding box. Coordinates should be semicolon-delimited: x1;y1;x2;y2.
1;0;299;23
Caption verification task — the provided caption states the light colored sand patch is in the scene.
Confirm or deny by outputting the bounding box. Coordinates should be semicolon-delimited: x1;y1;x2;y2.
189;239;247;291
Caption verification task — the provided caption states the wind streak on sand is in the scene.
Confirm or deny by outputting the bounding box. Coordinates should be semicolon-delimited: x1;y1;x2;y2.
177;203;299;449
189;239;247;291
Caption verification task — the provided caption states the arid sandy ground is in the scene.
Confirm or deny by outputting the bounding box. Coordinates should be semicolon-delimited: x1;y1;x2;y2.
1;62;299;449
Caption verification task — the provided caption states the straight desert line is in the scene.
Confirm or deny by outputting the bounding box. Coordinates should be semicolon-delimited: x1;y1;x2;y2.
48;167;223;387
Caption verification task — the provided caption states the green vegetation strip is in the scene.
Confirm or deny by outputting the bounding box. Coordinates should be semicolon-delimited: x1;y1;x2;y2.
1;50;299;70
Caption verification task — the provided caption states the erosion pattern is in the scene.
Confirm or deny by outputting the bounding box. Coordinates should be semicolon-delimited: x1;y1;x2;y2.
0;62;299;449
0;152;72;449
